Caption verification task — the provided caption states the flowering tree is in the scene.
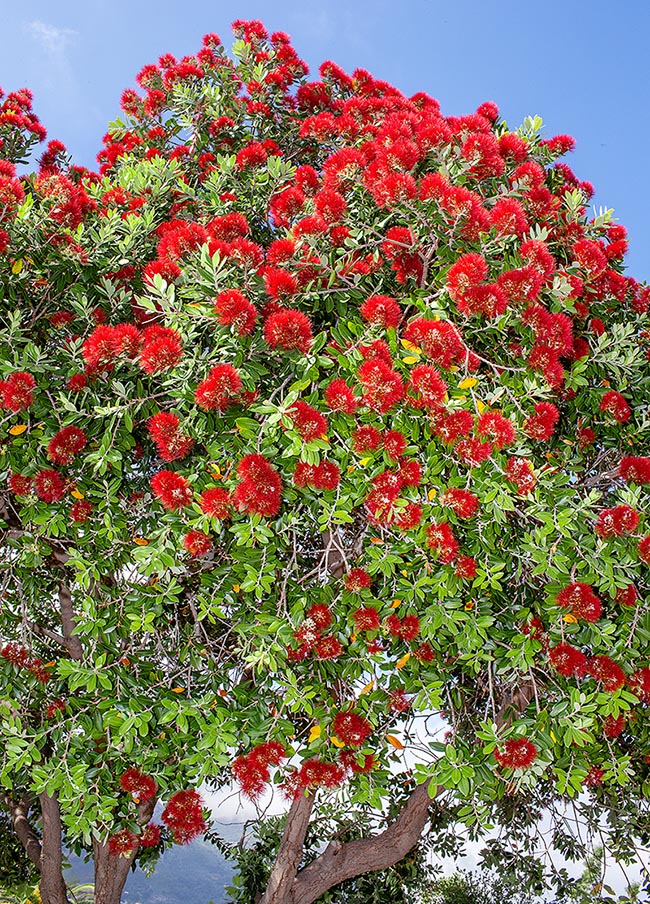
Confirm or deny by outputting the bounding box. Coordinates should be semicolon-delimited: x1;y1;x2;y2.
1;19;649;904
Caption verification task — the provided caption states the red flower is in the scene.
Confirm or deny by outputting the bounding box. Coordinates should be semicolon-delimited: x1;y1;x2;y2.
524;402;560;441
426;522;459;563
603;715;625;738
441;487;479;519
214;289;258;335
345;568;372;592
47;426;87;465
263;268;298;300
407;365;447;410
289;400;328;441
236;141;267;169
0;371;36;411
477;412;515;449
588;655;626;692
383;430;407;459
556;583;602;622
640;536;650;564
620;456;650;485
594;505;640;538
151;470;193;510
195;364;242;410
386;613;420;641
352;425;382;453
549;643;588;677
9;473;33;496
183;530;213;557
120;768;157;801
233;454;282;517
284;760;345;798
628;667;650;703
324;378;357;414
494;738;537;769
307;604;332;630
505;457;536;494
70;500;92;523
446;253;488;302
358;359;404;413
140;824;162;848
359;295;401;329
264;309;313;353
139;326;183;374
34;469;66;503
161;790;206;844
599;391;630;424
147;412;193;461
455;555;477;580
403;319;466;369
108;829;139;856
615;584;638;608
309;461;340;491
333;711;372;746
200;487;231;519
353;606;381;632
314;636;343;659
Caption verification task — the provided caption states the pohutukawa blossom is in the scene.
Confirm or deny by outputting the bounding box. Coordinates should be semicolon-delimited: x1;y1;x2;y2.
494;738;538;769
119;768;157;801
138;326;183;374
352;425;382;453
161;790;206;844
200;487;231;519
524;402;560;441
147;412;193;461
233;454;282;517
599;390;631;424
505;457;536;494
556;582;602;623
386;613;420;641
108;828;139;856
426;522;459;563
549;643;588;677
263;308;313;352
620;456;650;484
34;469;66;503
70;500;92;523
183;530;213;557
332;711;372;747
639;536;650;564
441;487;479;519
407;364;447;410
353;606;381;632
588;655;626;692
359;294;402;329
195;364;243;410
345;568;372;592
47;426;87;465
628;667;650;704
477;412;516;449
288;400;328;441
358;359;404;413
594;505;640;538
0;371;36;411
324;378;358;413
213;289;258;335
150;470;193;510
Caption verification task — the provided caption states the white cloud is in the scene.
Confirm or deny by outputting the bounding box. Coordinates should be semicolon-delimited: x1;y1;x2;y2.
26;20;77;56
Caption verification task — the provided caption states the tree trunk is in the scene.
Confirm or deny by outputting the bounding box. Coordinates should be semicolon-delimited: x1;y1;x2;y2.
259;793;314;904
38;792;69;904
93;798;156;904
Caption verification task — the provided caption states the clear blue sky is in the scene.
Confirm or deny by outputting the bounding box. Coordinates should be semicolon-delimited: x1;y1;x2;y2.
2;0;648;279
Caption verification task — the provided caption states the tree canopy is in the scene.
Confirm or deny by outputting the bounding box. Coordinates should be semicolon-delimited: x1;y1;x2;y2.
0;18;649;904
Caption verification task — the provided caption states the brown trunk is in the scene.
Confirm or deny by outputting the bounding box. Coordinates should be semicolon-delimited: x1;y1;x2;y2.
59;582;83;661
38;792;69;904
3;794;42;868
93;798;156;904
259;793;315;904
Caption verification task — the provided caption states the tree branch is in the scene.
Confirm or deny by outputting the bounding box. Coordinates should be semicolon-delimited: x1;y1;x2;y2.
1;793;42;868
58;582;83;662
38;792;69;904
259;793;315;904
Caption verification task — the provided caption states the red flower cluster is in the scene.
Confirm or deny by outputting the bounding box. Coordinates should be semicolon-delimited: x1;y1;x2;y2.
288;400;328;440
556;582;602;622
34;469;66;503
108;828;139;856
594;505;640;538
599;391;630;424
233;454;282;517
293;460;340;490
1;642;52;683
332;711;372;746
426;522;459;563
0;371;36;411
407;364;447;410
628;667;650;704
150;470;193;510
283;759;345;799
359;294;401;329
139;326;184;375
195;364;243;410
161;790;206;844
549;643;588;677
200;487;231;519
119;768;157;801
353;606;381;632
587;655;626;692
494;738;538;769
232;741;287;800
403;319;468;369
505;457;536;494
214;289;258;335
183;530;213;557
345;568;372;592
358;359;404;413
524;402;559;441
324;378;358;414
147;412;193;461
82;323;140;370
386;613;421;641
620;456;650;485
46;426;87;465
264;309;313;352
441;487;479;518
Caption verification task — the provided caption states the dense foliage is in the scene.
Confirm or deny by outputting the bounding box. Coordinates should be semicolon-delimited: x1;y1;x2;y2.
0;18;648;904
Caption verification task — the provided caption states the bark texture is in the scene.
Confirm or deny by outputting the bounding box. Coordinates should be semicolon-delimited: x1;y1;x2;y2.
38;792;68;904
93;798;156;904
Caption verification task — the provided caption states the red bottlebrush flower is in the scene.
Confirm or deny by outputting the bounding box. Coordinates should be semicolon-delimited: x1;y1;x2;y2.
183;530;213;557
214;289;258;336
446;253;488;302
549;643;588;677
194;364;242;411
67;374;88;392
353;606;381;632
285;759;345;798
455;555;477;580
403;319;467;370
594;505;640;538
352;425;382;453
542;134;575;156
314;188;347;223
263;268;298;300
494;738;538;769
70;499;92;523
289;400;328;441
0;371;36;411
383;430;407;459
236;141;268;169
161;790;206;844
388;689;411;713
615;584;638;608
599;391;630;424
455;437;493;468
620;456;650;485
345;568;372;593
441;487;479;519
477;412;516;449
394;502;423;531
505;457;536;494
628;667;650;704
208;212;248;241
324;378;357;414
399;459;422;486
1;643;31;668
147;411;193;461
577;427;596;449
293;461;315;488
490;197;528;237
264;309;313;353
588;655;626;692
407;364;447;410
311;461;341;491
426;522;459;563
339;750;376;774
572;239;607;278
603;715;625;738
314;635;343;659
639;536;650;564
386;613;421;641
34;469;66;503
457;283;508;318
233;454;282;517
140;823;162;848
120;768;157;802
45;698;67;719
358;359;404;414
414;642;435;663
359;294;402;329
139;326;183;374
108;829;139;856
200;487;231;519
307;604;332;630
333;711;372;747
524;402;560;441
151;470;193;510
556;582;602;622
435;410;474;444
9;473;33;496
583;766;604;787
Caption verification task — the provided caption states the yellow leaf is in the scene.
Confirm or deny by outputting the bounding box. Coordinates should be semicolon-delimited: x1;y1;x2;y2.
396;652;411;670
550;730;557;743
350;633;357;642
71;489;84;499
11;259;23;275
330;736;346;748
458;377;478;389
9;424;27;435
210;466;223;479
464;600;475;611
133;537;149;546
386;734;404;750
391;598;402;609
233;584;240;592
427;488;437;501
400;338;421;354
370;538;384;545
171;687;185;693
403;356;419;365
476;400;486;413
360;680;375;695
563;613;578;624
309;725;322;743
359;456;372;467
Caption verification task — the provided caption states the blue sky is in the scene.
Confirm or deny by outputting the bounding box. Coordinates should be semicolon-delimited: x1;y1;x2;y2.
2;0;648;278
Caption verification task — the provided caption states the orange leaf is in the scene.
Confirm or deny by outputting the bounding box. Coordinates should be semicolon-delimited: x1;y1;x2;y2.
133;537;149;546
330;736;345;748
391;598;402;609
9;424;27;435
464;600;475;611
360;680;375;695
71;489;84;499
563;613;578;624
386;734;404;750
396;652;411;669
171;687;185;694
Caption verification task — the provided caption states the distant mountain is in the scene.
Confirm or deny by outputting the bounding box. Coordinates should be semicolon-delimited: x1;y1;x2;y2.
66;840;233;904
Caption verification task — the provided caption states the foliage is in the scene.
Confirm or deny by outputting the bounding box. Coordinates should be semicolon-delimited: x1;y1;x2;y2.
0;17;649;904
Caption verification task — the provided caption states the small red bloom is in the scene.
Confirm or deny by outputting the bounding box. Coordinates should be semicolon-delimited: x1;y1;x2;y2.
70;500;92;523
549;643;588;677
426;522;459;563
599;391;630;424
139;326;183;374
289;400;328;441
353;606;381;632
524;402;559;441
151;470;193;510
556;582;602;622
359;294;402;329
233;454;282;517
603;715;625;738
620;456;650;485
324;378;357;414
353;425;382;453
120;768;157;801
345;568;372;592
588;655;626;692
34;469;66;503
161;790;206;844
200;487;231;519
594;505;640;538
147;411;193;461
494;737;537;769
333;711;372;747
195;364;242;410
108;829;139;856
140;823;162;848
0;371;36;411
441;487;479;519
214;289;258;335
314;636;343;659
264;309;313;353
505;457;536;494
183;530;213;557
628;667;650;704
